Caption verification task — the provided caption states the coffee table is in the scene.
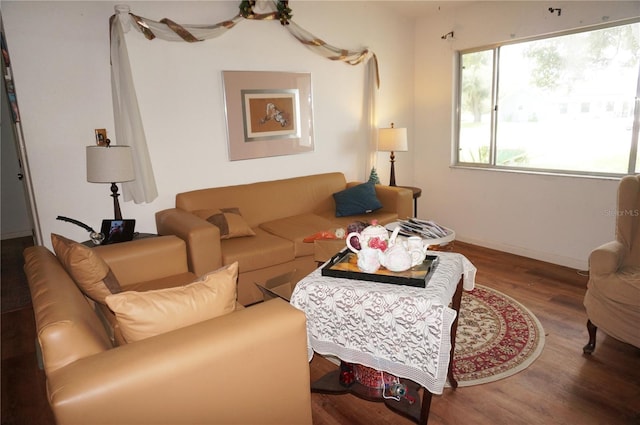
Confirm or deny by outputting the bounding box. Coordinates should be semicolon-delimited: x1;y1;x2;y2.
290;251;476;424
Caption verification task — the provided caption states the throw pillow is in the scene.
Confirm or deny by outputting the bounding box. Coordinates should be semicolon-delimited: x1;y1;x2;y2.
192;207;256;239
51;233;121;303
333;182;383;217
105;262;239;343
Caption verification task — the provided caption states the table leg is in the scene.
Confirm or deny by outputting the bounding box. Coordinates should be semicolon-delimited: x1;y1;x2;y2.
419;390;433;424
447;276;464;389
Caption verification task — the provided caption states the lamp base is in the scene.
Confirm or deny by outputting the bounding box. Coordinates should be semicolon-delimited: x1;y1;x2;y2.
110;182;123;220
389;151;397;187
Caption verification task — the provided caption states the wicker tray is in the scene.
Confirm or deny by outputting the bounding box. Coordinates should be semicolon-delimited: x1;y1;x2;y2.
321;248;438;288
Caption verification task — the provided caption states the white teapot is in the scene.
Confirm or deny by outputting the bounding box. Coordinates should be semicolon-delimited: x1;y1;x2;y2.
346;220;389;253
379;228;430;272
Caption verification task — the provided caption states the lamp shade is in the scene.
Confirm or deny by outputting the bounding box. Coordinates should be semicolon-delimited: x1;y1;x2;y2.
378;126;408;152
86;145;135;183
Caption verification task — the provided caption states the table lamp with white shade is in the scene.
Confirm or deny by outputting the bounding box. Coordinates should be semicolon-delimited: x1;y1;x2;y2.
378;123;408;187
86;143;135;220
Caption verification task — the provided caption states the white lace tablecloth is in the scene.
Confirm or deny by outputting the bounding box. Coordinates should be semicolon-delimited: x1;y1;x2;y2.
290;251;476;394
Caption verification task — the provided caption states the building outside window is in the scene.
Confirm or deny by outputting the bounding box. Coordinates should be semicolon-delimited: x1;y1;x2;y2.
456;20;640;176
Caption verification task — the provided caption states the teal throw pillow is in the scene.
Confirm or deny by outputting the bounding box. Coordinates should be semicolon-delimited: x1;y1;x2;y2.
333;182;383;217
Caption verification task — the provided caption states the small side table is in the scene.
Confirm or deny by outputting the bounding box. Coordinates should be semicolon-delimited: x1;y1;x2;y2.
398;186;422;217
82;232;157;247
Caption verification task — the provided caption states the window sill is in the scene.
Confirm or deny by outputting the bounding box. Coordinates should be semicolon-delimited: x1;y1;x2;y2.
450;164;623;181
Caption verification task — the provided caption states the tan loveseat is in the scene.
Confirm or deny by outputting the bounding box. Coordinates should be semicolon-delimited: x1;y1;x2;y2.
156;172;413;305
24;235;313;425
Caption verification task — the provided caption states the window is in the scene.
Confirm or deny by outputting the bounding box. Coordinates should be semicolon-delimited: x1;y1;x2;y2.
456;20;640;176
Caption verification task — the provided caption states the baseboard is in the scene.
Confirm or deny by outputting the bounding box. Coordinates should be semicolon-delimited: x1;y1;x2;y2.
1;230;33;240
457;236;589;272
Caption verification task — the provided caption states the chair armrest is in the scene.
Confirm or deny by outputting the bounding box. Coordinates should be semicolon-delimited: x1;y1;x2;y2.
589;240;625;276
94;236;190;286
156;208;222;276
46;299;312;425
374;185;413;219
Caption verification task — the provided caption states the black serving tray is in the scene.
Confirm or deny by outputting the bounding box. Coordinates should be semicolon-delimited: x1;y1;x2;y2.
321;248;438;288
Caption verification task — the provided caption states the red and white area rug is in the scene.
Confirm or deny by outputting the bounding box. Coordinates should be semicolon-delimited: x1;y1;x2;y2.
451;284;545;387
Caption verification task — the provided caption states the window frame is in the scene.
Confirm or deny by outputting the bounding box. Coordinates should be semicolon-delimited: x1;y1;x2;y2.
453;18;640;178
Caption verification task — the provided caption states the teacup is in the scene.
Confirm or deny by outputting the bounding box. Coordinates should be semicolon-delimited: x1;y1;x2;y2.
407;236;428;266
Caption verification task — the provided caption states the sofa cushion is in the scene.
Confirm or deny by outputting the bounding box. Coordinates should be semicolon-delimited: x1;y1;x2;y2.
260;214;337;257
333;182;382;217
192;207;256;239
221;228;295;272
105;262;239;343
51;233;121;303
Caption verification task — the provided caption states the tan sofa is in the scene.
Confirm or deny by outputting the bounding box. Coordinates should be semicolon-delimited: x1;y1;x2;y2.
156;172;413;305
24;235;313;425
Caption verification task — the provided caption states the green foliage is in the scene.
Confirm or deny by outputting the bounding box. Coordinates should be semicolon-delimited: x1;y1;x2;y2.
525;44;563;90
368;167;381;184
238;0;292;24
276;1;292;25
239;0;253;18
461;51;492;123
587;25;640;67
467;146;528;166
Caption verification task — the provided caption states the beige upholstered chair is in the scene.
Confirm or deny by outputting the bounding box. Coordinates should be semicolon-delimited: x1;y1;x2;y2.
584;175;640;354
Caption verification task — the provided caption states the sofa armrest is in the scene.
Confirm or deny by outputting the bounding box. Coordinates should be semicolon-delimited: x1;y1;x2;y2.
155;208;222;276
589;240;625;277
374;185;413;219
46;299;313;425
93;236;190;286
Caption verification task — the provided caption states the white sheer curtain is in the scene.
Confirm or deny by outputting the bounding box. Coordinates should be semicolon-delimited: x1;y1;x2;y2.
109;2;380;203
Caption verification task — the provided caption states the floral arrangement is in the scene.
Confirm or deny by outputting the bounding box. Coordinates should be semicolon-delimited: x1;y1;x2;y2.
239;0;292;25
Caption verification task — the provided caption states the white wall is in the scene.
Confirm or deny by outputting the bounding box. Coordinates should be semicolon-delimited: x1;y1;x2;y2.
4;1;638;271
414;1;640;270
2;1;415;246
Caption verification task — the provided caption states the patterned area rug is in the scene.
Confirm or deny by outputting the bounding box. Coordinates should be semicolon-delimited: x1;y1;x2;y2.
450;284;545;387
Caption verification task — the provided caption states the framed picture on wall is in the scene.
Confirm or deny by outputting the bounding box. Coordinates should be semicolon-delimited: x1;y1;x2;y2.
223;71;314;160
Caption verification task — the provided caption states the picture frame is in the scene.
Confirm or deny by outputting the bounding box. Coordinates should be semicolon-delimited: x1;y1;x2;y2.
100;219;136;245
223;71;314;160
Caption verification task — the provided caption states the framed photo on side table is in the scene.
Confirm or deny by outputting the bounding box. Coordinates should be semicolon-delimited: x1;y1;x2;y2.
223;71;314;160
100;219;136;244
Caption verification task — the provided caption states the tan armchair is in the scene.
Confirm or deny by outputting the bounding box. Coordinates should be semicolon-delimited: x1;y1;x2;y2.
24;236;313;424
584;175;640;354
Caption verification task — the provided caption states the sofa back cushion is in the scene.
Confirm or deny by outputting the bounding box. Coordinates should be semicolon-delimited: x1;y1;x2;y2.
23;246;112;375
51;233;121;303
175;172;347;227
